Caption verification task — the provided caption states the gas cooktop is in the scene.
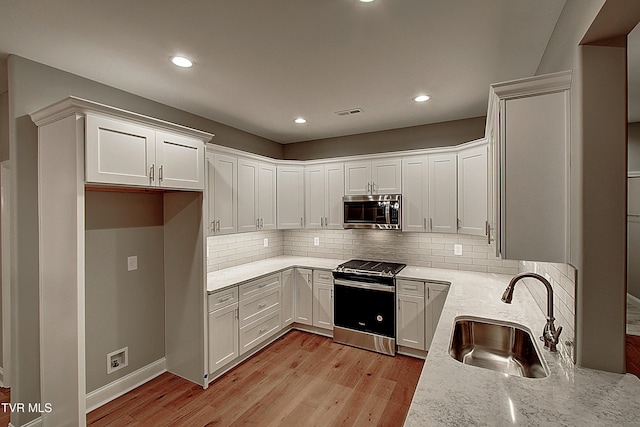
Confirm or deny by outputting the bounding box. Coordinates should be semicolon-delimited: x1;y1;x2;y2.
334;259;406;277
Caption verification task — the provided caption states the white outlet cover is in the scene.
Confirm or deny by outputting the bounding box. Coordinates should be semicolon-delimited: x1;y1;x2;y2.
263;238;268;248
454;244;463;256
314;237;320;246
127;256;137;271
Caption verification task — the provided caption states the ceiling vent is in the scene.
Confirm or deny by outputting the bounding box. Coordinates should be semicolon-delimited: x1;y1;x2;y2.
335;108;363;117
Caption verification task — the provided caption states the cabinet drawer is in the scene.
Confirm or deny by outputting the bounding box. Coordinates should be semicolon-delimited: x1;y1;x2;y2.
239;286;281;328
396;279;425;296
240;273;280;300
313;269;333;285
239;310;282;355
208;287;239;312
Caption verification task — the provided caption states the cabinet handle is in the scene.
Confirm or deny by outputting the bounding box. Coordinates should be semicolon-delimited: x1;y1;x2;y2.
159;165;163;182
259;283;266;288
320;217;324;228
259;327;267;335
260;218;264;228
429;218;433;232
367;182;371;194
211;221;215;233
149;164;155;181
258;302;267;309
325;217;328;228
235;307;239;319
219;295;232;303
404;285;417;291
427;287;430;300
486;221;491;244
217;220;221;232
300;217;303;227
308;273;311;282
424;218;427;231
457;218;462;230
372;182;376;194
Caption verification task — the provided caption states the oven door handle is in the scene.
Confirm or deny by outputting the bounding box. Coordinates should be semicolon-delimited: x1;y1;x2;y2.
334;279;395;293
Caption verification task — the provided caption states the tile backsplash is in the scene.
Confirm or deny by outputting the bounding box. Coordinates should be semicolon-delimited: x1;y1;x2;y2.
518;260;576;362
207;230;284;271
283;229;519;274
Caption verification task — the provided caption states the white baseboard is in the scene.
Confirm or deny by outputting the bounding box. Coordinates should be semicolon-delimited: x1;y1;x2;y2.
628;293;640;308
9;416;42;427
85;358;166;413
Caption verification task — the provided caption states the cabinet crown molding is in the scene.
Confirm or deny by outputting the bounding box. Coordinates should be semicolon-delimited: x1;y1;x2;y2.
29;96;214;142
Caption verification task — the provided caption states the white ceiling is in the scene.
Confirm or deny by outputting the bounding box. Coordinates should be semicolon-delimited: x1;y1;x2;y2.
0;0;566;143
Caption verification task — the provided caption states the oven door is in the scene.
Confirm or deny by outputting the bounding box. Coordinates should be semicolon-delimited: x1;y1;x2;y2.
333;278;395;338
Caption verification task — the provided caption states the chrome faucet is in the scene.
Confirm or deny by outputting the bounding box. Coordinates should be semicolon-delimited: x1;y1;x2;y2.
501;272;563;352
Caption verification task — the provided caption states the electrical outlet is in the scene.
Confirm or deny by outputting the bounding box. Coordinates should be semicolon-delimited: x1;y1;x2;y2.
314;237;320;246
127;256;137;271
263;238;268;248
454;244;463;256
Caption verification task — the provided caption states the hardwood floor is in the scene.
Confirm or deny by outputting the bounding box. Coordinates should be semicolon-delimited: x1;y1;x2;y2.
627;334;640;379
87;330;425;426
0;387;9;427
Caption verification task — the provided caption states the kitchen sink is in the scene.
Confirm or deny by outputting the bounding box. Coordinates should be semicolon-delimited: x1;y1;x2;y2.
448;316;549;378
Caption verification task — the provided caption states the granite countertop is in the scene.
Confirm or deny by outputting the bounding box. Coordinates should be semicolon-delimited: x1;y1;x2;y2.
206;255;346;293
402;268;640;426
207;256;640;425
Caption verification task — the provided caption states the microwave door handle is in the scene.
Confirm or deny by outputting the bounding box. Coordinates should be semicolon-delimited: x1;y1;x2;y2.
385;203;390;224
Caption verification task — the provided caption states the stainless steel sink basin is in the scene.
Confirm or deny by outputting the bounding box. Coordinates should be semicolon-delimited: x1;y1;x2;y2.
448;316;549;378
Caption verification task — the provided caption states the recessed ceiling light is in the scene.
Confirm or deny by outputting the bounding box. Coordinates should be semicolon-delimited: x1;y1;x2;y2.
171;56;193;68
294;117;307;124
359;0;375;2
414;95;431;103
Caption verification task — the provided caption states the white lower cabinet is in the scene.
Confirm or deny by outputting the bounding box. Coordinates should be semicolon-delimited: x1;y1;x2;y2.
396;280;425;350
425;283;449;351
313;270;334;330
282;269;294;326
396;279;449;352
208;289;239;373
294;268;313;325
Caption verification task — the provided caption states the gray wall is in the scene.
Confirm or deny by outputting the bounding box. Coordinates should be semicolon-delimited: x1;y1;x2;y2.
629;122;640;172
0;91;5;372
85;191;165;393
283;116;486;160
4;54;279;425
536;0;639;372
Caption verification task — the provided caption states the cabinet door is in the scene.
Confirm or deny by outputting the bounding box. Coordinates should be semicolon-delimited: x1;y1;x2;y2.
85;114;155;187
325;163;344;229
371;159;402;194
294;268;313;325
206;154;216;235
237;158;259;233
313;283;333;330
277;166;304;229
428;154;457;233
397;293;425;350
155;131;205;190
402;156;429;232
258;163;277;230
208;302;239;373
425;284;448;351
281;270;294;327
344;161;371;195
212;153;237;235
457;145;488;236
305;165;325;229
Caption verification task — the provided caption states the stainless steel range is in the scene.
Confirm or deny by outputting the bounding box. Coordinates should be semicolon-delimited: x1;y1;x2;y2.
332;259;406;356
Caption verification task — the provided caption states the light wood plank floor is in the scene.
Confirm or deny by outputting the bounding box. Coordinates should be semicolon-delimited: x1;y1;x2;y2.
87;330;425;427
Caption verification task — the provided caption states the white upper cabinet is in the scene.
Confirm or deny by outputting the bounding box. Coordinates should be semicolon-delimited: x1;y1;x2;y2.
344;159;401;195
258;163;277;230
488;71;571;263
277;166;305;229
207;152;237;235
86;113;205;190
457;144;488;236
428;154;457;233
237;158;259;233
402;156;429;232
305;163;344;229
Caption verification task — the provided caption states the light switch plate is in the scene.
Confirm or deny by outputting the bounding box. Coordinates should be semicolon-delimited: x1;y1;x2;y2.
263;238;268;248
454;244;463;256
314;237;320;246
127;256;138;271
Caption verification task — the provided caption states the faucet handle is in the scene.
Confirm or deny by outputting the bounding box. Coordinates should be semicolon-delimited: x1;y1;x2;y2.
552;326;563;343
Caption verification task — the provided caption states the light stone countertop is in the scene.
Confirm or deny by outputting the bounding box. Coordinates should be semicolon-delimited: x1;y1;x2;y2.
207;256;640;425
206;255;346;293
402;267;640;427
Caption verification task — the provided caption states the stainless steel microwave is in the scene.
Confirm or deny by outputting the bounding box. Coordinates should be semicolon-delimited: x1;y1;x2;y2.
343;194;402;230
